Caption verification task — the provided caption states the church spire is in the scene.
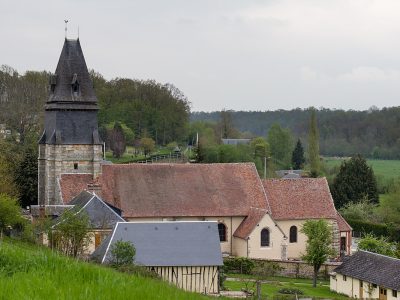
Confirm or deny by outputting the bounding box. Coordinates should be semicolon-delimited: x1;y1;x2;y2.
46;39;98;110
39;39;101;145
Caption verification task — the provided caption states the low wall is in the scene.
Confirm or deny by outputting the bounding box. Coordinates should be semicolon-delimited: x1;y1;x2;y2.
225;257;341;280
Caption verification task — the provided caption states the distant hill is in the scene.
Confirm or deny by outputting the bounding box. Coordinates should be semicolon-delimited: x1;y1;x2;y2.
191;107;400;159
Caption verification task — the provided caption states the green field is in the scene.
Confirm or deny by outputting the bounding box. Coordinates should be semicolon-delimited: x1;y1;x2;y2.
0;239;217;300
324;158;400;180
224;275;348;299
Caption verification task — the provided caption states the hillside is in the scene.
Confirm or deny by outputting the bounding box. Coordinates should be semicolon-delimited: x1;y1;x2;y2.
0;239;214;300
191;108;400;159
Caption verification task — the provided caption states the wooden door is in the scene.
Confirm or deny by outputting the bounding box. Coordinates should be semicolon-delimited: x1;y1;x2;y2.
95;233;101;248
359;281;363;299
379;287;387;300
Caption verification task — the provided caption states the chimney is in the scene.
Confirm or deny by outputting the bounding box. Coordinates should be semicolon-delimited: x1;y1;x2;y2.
87;180;102;198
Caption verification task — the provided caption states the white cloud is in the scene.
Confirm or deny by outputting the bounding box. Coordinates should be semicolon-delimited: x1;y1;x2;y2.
338;67;400;82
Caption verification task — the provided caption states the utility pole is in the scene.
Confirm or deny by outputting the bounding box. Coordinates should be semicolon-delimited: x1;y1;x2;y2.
264;156;267;179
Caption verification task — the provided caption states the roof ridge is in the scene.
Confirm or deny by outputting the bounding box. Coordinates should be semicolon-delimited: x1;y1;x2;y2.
358;249;400;262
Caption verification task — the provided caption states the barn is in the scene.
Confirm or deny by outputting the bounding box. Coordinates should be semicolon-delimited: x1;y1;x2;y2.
91;221;223;294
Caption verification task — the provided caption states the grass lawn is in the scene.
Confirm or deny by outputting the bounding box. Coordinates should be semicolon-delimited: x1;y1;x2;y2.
0;239;221;300
324;158;400;180
224;275;348;299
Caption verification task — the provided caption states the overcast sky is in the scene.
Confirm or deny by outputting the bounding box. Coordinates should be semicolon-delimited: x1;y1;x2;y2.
1;0;400;111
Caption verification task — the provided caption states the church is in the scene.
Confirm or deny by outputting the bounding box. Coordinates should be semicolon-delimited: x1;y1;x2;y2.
33;38;351;261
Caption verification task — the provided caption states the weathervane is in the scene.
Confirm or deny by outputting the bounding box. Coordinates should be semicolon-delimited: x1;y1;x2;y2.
64;20;69;38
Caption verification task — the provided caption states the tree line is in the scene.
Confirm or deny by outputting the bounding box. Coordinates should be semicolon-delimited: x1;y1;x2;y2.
191;107;400;159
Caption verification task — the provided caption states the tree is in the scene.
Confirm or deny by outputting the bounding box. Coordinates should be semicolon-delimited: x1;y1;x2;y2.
292;139;305;169
110;240;136;267
0;194;23;238
218;109;238;139
267;123;293;169
308;109;320;177
301;219;335;287
331;154;379;208
140;137;155;157
109;122;126;158
14;147;38;208
50;210;92;258
358;234;397;258
250;137;269;159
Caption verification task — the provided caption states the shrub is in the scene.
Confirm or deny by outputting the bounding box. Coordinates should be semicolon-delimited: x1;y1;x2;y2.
278;288;304;295
110;240;136;267
223;257;255;274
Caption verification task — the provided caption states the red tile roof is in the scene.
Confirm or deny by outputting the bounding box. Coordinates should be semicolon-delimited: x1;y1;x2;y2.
263;178;338;220
61;163;269;218
59;174;92;203
233;207;268;239
336;212;352;232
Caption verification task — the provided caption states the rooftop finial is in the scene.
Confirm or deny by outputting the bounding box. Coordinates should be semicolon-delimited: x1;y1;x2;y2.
78;25;79;39
64;19;69;38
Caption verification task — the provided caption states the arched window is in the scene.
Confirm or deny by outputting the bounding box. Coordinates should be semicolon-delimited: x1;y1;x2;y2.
289;226;297;243
260;228;270;247
218;223;227;242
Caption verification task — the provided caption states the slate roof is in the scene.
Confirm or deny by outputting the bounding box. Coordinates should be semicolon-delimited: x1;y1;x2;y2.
334;250;400;290
263;178;338;220
52;191;125;229
47;39;98;107
60;163;269;218
91;221;223;267
40;39;101;145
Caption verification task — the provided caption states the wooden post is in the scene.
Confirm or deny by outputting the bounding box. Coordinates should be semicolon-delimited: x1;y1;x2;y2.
256;280;261;300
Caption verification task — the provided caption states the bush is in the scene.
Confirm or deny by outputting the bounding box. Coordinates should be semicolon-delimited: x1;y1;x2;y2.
110;240;136;267
116;264;159;279
278;288;304;295
347;219;390;237
223;257;255;274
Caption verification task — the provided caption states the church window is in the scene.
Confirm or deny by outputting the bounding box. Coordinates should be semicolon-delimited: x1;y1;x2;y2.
289;226;297;243
261;228;270;247
218;223;227;242
74;163;78;170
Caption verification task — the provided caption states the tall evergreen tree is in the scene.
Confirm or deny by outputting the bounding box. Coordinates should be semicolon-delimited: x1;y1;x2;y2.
292;139;305;169
14;148;38;207
308;109;320;177
331;154;379;208
109;122;126;158
267;123;293;169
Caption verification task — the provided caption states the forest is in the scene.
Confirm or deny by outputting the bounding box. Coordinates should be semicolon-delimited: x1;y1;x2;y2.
192;108;400;159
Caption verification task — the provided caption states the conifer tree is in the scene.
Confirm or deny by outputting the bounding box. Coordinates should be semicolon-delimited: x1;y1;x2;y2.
331;154;379;208
308;109;320;177
292;139;305;169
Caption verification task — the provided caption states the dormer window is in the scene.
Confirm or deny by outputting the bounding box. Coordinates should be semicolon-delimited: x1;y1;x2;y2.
50;74;57;93
71;73;79;96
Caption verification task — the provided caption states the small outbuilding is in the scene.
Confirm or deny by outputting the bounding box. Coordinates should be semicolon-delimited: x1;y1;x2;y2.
92;221;223;294
330;250;400;299
52;190;125;252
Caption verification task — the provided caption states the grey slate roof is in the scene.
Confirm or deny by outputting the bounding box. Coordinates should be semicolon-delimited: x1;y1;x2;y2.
47;39;98;106
334;250;400;290
222;138;251;145
91;221;223;267
40;39;101;145
275;170;303;178
52;191;125;229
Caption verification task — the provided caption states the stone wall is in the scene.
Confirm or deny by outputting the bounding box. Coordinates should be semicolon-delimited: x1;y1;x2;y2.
38;144;103;206
251;258;341;280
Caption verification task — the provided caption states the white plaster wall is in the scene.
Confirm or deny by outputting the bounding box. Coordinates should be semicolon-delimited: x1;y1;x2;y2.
330;274;385;299
246;214;286;260
277;219;337;259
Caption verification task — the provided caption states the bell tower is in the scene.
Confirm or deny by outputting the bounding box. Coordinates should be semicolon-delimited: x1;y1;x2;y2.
38;38;103;206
